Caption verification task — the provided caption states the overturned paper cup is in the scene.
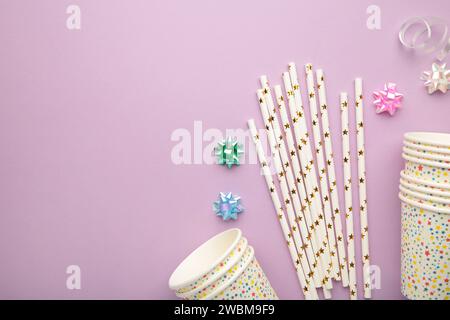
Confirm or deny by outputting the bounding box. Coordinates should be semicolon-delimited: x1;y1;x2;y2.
176;237;248;295
206;251;279;300
178;245;254;299
169;228;277;300
169;228;242;291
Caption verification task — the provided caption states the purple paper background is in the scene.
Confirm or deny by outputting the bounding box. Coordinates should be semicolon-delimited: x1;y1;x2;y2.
0;0;449;300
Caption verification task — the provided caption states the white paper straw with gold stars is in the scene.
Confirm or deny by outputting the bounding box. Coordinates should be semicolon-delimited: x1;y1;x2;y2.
248;119;316;300
340;92;358;300
261;78;331;293
354;78;372;299
285;68;329;260
257;89;326;295
274;85;326;274
287;64;332;262
304;63;340;280
285;66;334;288
315;69;350;286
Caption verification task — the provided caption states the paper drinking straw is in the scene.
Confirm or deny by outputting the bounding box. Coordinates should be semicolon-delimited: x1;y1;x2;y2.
284;66;334;285
261;76;328;294
257;88;325;292
304;64;340;280
315;69;350;286
256;91;320;298
273;83;327;277
340;92;358;300
286;65;331;261
354;78;372;299
248;119;317;300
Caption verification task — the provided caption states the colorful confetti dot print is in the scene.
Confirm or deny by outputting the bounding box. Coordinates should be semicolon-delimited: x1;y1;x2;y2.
408;140;450;154
190;246;254;300
400;191;450;212
404;160;450;184
176;237;247;295
406;146;450;160
212;255;278;300
401;202;449;300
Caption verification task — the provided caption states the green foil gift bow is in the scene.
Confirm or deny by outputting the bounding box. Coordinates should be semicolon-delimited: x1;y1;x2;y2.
215;137;243;168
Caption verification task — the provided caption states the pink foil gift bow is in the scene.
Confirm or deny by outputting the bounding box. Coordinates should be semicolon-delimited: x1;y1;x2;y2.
373;83;403;116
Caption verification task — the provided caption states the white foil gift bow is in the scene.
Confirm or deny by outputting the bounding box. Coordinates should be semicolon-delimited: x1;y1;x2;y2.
398;16;450;61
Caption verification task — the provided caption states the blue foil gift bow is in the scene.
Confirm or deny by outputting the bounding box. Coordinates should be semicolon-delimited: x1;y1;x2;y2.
213;192;244;221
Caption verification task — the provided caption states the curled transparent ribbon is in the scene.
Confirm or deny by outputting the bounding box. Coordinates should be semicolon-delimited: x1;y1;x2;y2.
399;16;450;61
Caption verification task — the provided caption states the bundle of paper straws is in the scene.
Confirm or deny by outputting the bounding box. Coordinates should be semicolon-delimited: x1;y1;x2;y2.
248;63;371;300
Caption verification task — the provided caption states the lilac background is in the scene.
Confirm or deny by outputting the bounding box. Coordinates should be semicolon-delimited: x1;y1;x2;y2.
0;0;449;300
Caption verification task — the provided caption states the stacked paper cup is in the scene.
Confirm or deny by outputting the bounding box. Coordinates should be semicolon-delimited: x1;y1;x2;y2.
169;228;278;300
399;132;450;300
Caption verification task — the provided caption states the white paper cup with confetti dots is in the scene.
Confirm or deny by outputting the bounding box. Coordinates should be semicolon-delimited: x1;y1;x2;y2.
402;153;450;184
205;248;279;300
404;132;450;150
403;146;450;163
404;140;450;156
169;229;277;300
400;171;450;192
400;176;450;199
400;189;450;212
177;244;253;299
169;229;243;291
399;193;449;300
400;184;450;206
175;237;248;296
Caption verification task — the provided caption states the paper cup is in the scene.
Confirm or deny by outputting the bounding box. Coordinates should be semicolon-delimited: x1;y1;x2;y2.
400;177;450;199
399;186;450;210
404;140;450;156
169;228;242;290
207;252;279;300
399;192;450;215
403;146;450;163
399;193;449;300
176;237;248;295
400;170;450;191
403;154;450;184
404;132;450;149
177;245;254;299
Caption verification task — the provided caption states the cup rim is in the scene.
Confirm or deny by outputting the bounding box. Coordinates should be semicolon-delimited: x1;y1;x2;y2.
404;140;450;155
399;192;450;214
176;237;249;298
203;246;255;300
400;177;450;198
399;184;450;205
169;228;242;290
400;170;450;189
404;132;450;148
402;153;450;169
403;146;450;162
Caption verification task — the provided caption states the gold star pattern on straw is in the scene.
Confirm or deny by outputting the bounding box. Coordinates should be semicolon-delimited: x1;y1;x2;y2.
355;78;371;298
251;117;316;297
341;89;358;295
